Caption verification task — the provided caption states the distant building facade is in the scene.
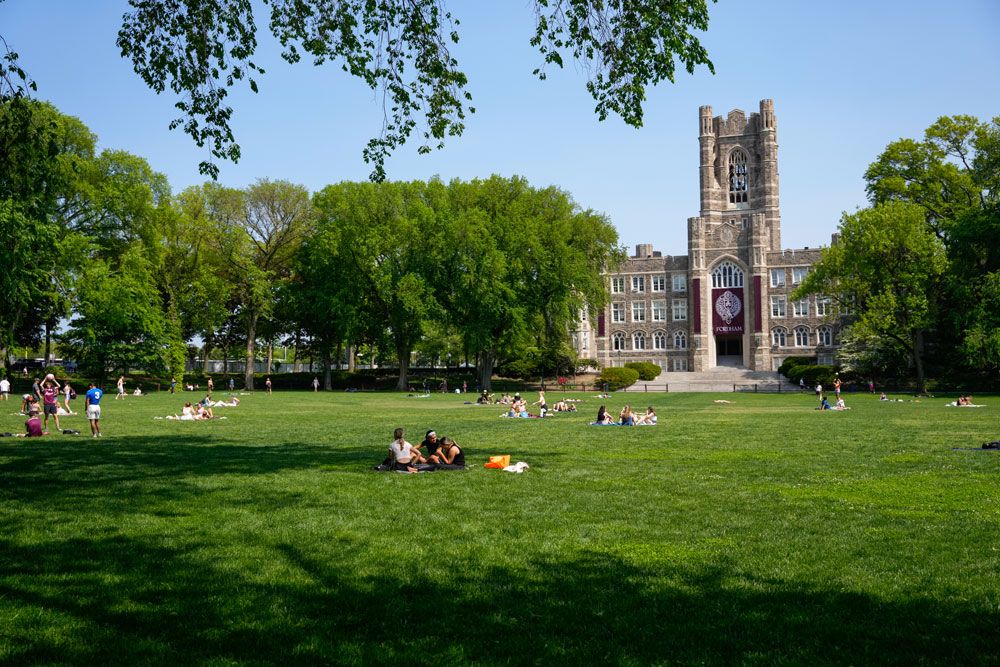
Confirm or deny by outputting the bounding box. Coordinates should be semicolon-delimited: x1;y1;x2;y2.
582;99;841;373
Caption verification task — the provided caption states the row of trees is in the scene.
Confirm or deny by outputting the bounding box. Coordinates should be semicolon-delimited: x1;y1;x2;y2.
1;99;623;390
797;115;1000;391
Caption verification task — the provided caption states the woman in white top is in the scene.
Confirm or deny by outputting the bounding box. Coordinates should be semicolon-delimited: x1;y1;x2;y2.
389;427;420;472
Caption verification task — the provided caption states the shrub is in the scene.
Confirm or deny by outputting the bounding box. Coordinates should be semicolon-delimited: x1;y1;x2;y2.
598;367;640;391
778;356;814;379
795;365;837;388
625;361;660;381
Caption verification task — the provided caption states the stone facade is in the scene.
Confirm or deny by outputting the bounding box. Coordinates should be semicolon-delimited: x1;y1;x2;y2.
583;99;842;373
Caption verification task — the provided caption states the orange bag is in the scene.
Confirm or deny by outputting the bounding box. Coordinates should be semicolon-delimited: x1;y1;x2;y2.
484;455;510;469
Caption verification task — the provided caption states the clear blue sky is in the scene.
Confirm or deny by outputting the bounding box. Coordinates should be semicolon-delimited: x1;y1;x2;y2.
3;1;999;254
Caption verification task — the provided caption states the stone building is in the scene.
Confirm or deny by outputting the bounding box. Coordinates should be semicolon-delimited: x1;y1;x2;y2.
582;99;841;373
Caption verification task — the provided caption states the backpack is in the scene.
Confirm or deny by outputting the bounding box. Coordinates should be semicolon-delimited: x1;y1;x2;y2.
983;441;1000;450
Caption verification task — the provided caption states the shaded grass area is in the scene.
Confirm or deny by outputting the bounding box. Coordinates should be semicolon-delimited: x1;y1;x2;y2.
1;390;998;664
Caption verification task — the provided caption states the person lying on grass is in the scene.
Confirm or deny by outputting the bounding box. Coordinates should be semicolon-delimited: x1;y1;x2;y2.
428;436;466;469
209;397;240;407
166;402;214;420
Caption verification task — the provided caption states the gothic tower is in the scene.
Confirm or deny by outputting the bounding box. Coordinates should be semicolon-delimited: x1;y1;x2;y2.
688;100;780;371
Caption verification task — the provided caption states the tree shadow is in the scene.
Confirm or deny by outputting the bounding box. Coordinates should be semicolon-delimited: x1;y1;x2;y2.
1;533;996;664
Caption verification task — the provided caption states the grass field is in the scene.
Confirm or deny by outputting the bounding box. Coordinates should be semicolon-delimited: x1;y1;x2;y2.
1;388;998;665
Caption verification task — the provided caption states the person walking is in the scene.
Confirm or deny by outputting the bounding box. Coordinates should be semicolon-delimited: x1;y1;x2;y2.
207;376;214;397
0;375;9;401
115;375;126;400
170;377;177;394
85;382;104;437
265;377;272;394
312;376;320;392
228;377;235;391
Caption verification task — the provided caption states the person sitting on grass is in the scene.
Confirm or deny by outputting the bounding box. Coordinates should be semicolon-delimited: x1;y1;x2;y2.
167;402;199;421
594;405;613;424
414;430;441;460
635;406;657;425
816;395;833;411
429;436;466;469
834;397;849;410
477;390;493;405
620;404;636;426
20;412;46;437
389;427;420;473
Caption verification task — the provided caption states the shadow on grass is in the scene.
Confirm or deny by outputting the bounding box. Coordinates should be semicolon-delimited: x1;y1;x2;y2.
1;533;996;665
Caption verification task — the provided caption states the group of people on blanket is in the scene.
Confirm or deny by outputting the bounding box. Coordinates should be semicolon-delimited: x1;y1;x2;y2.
594;404;657;426
382;428;466;473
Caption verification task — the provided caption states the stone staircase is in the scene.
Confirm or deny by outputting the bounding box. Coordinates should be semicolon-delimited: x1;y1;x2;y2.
624;366;800;393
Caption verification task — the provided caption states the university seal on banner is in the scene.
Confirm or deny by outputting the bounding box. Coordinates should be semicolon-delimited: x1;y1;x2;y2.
714;290;742;324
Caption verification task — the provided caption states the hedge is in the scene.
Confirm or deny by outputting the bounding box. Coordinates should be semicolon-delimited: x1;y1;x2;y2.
598;367;640;391
625;361;661;381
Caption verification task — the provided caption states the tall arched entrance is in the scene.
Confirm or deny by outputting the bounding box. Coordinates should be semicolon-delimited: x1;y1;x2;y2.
710;260;746;367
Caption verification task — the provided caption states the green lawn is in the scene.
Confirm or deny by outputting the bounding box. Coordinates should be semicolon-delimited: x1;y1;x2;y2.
1;389;998;664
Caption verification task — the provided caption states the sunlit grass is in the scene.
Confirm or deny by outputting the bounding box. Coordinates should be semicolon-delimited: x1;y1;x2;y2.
1;389;998;664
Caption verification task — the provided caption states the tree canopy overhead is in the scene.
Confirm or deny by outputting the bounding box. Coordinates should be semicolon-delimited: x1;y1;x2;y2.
110;0;715;180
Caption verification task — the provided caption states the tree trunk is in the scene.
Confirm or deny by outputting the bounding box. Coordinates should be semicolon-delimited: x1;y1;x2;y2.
44;320;52;365
335;341;343;371
348;344;356;372
266;341;274;374
912;330;927;394
323;346;333;390
395;341;410;391
203;332;213;373
478;349;496;392
293;334;301;373
244;314;258;390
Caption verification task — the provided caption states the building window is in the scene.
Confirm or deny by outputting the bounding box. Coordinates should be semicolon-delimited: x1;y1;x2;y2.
672;274;687;292
612;303;625;323
792;267;809;285
652;275;666;292
673;357;688;372
794;326;810;347
632;276;645;293
816;297;832;317
770;268;785;288
653;331;667;350
612;332;626;351
728;148;749;204
792;299;809;317
652;300;667;322
817;326;833;347
633;332;646;350
711;261;744;288
772;327;787;347
771;296;786;317
672;299;688;321
632;302;646;322
674;331;687;350
611;277;624;293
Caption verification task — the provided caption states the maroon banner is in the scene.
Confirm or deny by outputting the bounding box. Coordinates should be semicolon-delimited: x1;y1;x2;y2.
692;278;701;334
712;287;745;335
753;275;762;333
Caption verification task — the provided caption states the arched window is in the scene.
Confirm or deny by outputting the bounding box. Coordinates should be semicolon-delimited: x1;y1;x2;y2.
653;331;667;350
817;326;833;347
794;326;810;347
772;327;787;347
633;332;646;350
729;149;749;204
673;331;687;350
711;261;744;288
612;332;626;351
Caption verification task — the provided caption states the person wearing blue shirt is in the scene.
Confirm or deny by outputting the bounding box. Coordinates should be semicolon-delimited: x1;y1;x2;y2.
85;382;104;437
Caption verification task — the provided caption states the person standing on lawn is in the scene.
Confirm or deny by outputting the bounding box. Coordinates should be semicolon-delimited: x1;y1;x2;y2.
0;375;9;401
41;380;62;432
85;382;104;437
